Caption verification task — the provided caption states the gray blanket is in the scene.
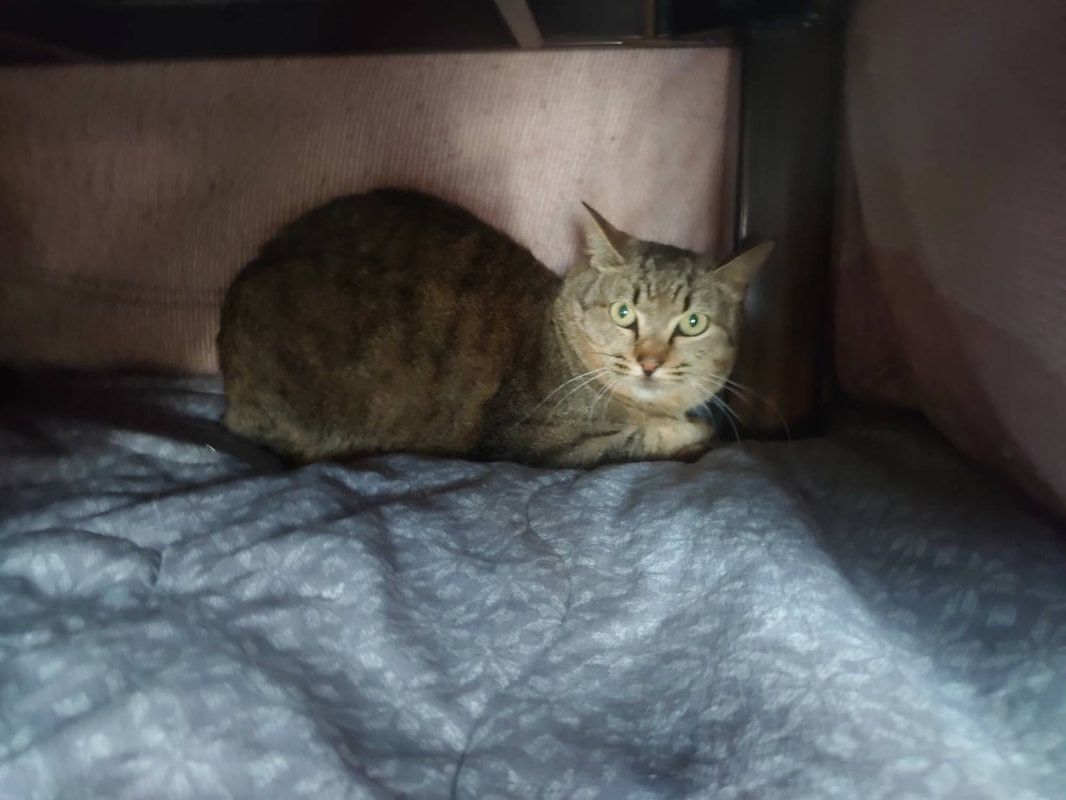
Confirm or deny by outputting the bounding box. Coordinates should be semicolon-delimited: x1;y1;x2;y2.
1;374;1064;799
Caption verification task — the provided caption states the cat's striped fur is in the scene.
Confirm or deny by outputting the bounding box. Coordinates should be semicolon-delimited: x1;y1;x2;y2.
219;189;771;467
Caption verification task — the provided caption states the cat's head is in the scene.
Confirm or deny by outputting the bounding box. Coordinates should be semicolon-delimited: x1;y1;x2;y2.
557;203;773;416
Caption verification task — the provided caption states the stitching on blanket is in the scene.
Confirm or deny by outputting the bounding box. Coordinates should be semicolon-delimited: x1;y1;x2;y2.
449;474;577;799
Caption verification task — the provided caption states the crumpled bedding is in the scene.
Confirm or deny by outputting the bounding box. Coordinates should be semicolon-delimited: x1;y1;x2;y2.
1;373;1063;800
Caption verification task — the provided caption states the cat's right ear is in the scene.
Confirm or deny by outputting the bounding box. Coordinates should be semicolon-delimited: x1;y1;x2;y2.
580;202;630;272
713;241;774;291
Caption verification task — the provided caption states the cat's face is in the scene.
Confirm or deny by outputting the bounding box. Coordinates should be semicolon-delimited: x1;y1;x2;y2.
558;205;772;416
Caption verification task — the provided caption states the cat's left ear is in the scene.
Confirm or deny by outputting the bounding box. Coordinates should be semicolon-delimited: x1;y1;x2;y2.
581;202;632;272
713;241;774;290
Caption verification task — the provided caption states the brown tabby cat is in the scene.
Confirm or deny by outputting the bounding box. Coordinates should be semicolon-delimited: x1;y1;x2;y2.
218;189;772;468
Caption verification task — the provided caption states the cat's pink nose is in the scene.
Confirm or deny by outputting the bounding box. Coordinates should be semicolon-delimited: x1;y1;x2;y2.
639;357;662;376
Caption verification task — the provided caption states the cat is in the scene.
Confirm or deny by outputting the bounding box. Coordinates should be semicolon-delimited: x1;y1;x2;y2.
218;189;772;468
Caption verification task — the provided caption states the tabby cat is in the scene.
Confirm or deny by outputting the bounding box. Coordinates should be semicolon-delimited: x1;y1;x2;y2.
218;189;772;468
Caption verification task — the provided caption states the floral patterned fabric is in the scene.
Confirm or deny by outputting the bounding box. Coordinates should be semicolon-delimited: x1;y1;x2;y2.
1;374;1064;799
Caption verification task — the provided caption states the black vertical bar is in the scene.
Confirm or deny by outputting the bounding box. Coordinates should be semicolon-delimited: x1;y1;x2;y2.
654;0;673;37
729;13;841;437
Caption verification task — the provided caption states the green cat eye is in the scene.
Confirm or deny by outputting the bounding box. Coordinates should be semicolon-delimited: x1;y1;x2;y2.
609;301;636;328
677;311;710;337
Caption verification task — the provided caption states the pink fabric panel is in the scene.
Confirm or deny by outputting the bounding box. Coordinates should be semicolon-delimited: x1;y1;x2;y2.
0;49;734;373
837;0;1066;514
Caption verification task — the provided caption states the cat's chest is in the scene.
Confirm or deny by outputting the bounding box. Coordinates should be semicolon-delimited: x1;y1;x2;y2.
614;391;691;423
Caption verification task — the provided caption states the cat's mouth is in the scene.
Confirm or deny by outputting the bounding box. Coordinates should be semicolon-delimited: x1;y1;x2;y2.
623;374;675;401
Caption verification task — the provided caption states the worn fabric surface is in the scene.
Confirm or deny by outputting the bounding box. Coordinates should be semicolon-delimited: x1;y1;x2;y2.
835;0;1066;515
0;49;732;373
0;373;1064;799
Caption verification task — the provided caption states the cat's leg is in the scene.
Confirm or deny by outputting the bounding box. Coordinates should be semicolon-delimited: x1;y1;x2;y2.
223;388;330;462
522;416;715;468
639;416;717;461
582;416;714;466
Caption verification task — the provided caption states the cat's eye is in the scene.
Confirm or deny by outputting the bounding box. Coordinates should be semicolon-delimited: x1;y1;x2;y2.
677;312;710;337
609;301;637;328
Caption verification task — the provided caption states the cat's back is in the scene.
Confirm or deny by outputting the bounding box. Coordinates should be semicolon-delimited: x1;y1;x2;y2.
224;188;552;315
219;188;559;461
253;188;499;273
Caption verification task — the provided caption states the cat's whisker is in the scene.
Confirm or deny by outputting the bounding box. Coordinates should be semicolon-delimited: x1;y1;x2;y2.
688;375;720;402
522;367;612;423
714;396;743;442
587;377;618;422
689;374;726;399
587;380;612;418
598;378;623;423
705;374;793;443
710;374;770;406
545;367;613;401
716;378;758;401
706;391;742;443
546;371;612;420
703;377;745;402
688;375;745;443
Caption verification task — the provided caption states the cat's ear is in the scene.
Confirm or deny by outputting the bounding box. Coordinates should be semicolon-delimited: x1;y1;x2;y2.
581;202;631;271
713;241;774;291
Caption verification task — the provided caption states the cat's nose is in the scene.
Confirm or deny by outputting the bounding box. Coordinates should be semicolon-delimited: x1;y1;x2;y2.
635;340;669;377
639;356;662;376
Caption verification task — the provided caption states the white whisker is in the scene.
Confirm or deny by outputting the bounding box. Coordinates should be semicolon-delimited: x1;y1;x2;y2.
704;374;792;443
587;376;619;423
545;371;612;421
710;393;742;442
688;375;743;443
521;366;611;423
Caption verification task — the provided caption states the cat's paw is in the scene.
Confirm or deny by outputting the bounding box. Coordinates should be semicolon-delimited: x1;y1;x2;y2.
674;440;711;462
673;418;717;461
641;417;715;460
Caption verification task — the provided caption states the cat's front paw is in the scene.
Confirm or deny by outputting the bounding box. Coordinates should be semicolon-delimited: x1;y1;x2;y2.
642;417;715;461
673;418;717;461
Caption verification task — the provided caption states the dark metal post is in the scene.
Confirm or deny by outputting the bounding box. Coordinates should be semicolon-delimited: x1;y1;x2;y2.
728;12;840;437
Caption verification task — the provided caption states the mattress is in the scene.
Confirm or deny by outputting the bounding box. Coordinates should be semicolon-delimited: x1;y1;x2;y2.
1;372;1064;799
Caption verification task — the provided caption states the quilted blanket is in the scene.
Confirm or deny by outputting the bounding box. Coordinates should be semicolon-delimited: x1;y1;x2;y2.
1;373;1063;799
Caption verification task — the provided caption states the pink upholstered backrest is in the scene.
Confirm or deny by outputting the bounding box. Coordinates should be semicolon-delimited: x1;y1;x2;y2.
0;49;734;372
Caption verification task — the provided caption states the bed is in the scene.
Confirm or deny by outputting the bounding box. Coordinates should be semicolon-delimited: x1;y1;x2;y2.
2;371;1063;798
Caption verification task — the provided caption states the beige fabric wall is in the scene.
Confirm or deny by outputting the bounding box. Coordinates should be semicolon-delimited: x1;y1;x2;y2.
0;49;734;373
836;0;1066;515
